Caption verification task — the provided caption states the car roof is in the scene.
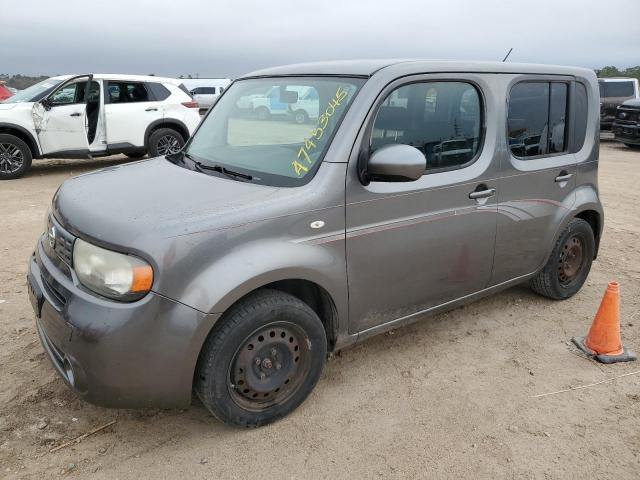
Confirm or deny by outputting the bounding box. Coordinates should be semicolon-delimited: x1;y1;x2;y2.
48;74;184;85
240;59;594;79
598;77;638;82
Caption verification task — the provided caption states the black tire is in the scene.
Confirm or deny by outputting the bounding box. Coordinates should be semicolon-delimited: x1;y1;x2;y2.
195;289;327;428
530;218;595;300
147;128;185;157
255;107;270;121
125;151;146;159
293;110;309;125
0;134;32;180
624;143;640;149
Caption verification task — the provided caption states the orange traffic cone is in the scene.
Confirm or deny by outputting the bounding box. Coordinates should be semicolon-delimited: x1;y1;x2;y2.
572;282;636;364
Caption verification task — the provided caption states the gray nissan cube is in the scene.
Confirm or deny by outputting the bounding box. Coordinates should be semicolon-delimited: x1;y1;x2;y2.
28;60;603;427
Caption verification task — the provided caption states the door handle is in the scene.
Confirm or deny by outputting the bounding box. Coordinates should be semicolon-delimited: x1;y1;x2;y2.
555;172;573;183
70;112;81;117
469;187;496;200
145;107;158;112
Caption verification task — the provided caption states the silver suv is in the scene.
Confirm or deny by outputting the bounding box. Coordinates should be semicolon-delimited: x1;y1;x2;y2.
28;60;602;427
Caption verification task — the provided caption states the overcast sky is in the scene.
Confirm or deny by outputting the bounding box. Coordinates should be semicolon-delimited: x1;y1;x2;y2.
2;0;638;78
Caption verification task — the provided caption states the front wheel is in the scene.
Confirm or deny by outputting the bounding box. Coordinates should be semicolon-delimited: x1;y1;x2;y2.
530;218;595;300
195;289;327;428
148;128;185;157
0;134;32;180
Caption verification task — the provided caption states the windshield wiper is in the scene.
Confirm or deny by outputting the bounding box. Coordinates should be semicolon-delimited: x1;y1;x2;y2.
170;151;253;182
196;162;253;181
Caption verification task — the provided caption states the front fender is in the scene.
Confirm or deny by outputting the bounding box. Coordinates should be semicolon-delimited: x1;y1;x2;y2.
184;238;346;315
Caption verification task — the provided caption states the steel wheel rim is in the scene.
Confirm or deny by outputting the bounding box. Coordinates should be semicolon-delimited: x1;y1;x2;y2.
0;143;24;173
228;322;311;412
156;135;181;155
295;112;305;124
558;234;584;285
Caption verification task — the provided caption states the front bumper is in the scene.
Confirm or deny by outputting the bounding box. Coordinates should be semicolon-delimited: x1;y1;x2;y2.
612;122;640;145
28;235;220;408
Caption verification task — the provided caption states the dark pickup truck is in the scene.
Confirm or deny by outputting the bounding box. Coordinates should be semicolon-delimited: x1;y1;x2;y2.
613;99;640;148
599;78;639;130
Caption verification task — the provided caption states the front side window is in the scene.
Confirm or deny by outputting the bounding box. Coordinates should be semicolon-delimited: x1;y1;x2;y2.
48;79;99;106
370;81;482;171
508;81;568;159
107;81;150;103
186;77;365;186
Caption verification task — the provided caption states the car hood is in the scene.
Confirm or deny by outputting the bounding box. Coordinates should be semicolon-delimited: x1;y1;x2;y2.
0;102;26;111
53;157;295;249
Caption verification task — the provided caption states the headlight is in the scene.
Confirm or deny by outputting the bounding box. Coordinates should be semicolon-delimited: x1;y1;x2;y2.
73;238;153;301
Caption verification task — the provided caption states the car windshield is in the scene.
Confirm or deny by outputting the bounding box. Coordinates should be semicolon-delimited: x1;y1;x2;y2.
2;78;64;103
185;76;365;186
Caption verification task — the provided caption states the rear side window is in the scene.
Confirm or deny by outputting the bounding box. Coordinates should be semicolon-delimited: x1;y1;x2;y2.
146;82;171;101
599;81;635;98
196;87;218;94
370;81;483;172
508;81;568;159
107;81;150;103
574;82;589;150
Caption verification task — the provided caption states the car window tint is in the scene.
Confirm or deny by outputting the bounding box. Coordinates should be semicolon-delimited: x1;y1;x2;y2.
49;83;80;105
147;82;171;101
574;82;588;151
599;81;635;98
508;81;569;159
549;83;567;153
107;81;150;103
508;82;550;158
370;81;482;172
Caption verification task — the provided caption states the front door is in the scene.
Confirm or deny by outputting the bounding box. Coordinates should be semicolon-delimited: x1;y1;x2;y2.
32;75;92;156
346;76;499;334
491;77;577;285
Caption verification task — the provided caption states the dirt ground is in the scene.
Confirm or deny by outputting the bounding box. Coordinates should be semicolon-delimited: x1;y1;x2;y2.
1;141;639;479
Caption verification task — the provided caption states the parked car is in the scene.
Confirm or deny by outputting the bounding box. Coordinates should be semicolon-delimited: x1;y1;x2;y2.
0;81;13;102
180;78;231;111
612;99;640;148
237;85;320;123
28;60;602;428
598;77;640;130
0;74;201;179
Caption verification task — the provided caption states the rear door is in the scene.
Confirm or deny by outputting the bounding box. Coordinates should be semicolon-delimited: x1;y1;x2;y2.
32;75;92;155
491;76;576;285
104;80;164;149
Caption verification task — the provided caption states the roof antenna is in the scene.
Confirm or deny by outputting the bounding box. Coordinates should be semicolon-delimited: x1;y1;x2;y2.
502;48;513;62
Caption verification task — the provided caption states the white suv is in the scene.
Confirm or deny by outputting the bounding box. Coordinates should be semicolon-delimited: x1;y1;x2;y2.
0;74;201;179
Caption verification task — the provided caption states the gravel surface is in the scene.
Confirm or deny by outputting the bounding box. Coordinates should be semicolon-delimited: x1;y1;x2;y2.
1;141;639;479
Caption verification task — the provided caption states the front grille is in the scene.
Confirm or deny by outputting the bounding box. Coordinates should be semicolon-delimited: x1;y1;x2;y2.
45;216;75;267
617;108;640;123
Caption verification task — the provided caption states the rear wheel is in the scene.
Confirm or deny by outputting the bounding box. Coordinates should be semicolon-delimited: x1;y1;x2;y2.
293;110;309;124
0;134;32;180
530;218;595;300
148;128;185;157
195;289;327;428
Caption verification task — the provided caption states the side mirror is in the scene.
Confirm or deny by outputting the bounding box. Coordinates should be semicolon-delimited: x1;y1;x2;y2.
40;98;52;111
360;144;426;184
